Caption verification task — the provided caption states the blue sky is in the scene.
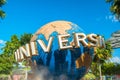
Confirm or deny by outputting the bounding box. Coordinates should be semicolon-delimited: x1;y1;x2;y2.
0;0;120;57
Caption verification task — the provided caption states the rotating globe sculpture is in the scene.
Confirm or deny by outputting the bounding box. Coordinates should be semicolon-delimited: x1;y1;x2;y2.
30;21;94;80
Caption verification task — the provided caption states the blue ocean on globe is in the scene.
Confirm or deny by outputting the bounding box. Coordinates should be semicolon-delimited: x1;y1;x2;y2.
31;22;94;80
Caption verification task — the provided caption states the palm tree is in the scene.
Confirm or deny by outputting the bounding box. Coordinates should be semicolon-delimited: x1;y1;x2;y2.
92;41;113;80
0;10;5;18
0;0;6;19
106;0;120;20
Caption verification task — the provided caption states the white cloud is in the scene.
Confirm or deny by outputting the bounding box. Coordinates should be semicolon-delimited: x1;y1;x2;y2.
0;40;6;53
105;15;119;22
109;57;120;64
0;40;6;45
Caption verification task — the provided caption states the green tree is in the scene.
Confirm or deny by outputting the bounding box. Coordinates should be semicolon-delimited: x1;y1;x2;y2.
0;33;32;75
0;53;13;74
3;35;20;56
0;35;20;74
102;62;120;75
114;63;120;74
106;0;120;20
102;62;115;75
91;41;113;79
20;33;33;46
93;42;112;63
0;0;6;19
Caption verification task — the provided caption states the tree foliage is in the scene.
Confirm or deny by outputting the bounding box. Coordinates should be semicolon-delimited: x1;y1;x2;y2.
91;41;113;77
0;35;20;74
106;0;120;20
0;54;14;74
20;33;32;46
0;33;32;74
0;0;6;19
102;62;120;75
3;35;20;56
93;41;113;64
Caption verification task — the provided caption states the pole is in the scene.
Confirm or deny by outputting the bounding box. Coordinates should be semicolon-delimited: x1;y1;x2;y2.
99;64;102;80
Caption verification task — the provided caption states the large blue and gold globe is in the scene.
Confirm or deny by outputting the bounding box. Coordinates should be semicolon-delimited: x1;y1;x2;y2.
31;21;94;80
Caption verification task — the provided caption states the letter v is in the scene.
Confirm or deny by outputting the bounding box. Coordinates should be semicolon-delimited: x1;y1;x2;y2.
37;37;54;53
